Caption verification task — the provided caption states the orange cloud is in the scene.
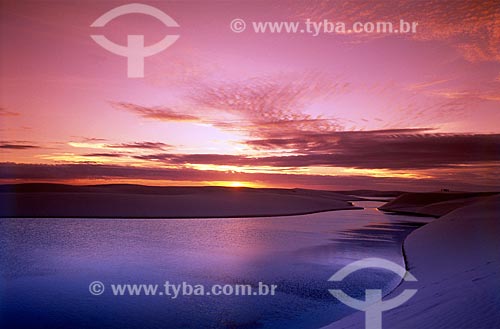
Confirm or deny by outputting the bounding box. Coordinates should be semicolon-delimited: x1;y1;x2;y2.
295;0;500;62
113;102;201;122
0;108;20;117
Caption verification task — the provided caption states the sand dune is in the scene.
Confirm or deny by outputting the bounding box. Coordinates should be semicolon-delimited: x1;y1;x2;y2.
0;184;362;218
325;194;500;329
379;191;497;216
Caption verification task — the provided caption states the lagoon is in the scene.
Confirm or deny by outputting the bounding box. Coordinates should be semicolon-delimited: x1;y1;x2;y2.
0;201;430;329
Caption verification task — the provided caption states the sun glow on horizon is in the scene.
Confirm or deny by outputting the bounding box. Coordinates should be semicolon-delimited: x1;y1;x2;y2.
207;181;263;188
1;1;498;191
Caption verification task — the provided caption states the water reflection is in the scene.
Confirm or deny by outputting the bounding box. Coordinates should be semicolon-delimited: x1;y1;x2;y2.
0;201;432;329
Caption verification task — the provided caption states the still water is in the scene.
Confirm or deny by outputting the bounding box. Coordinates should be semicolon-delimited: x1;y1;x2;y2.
0;201;430;328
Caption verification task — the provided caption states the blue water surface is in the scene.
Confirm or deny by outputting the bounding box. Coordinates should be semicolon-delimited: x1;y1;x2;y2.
0;201;429;329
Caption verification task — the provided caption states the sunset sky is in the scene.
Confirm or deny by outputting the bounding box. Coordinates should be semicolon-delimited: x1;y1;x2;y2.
1;0;499;191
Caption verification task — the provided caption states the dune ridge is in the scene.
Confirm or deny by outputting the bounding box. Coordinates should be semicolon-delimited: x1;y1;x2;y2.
379;191;498;217
324;194;500;329
0;183;362;218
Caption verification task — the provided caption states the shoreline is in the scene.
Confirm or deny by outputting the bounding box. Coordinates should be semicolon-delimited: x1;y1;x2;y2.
0;184;368;218
1;199;416;329
0;205;364;219
323;193;500;329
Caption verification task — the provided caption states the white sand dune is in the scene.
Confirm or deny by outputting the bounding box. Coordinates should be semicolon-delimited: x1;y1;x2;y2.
0;184;361;218
379;191;496;217
324;194;500;329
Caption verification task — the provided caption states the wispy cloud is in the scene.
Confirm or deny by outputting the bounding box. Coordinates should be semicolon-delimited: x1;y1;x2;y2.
430;90;500;102
79;137;108;142
0;108;20;117
0;162;496;191
82;153;125;158
295;0;500;62
408;79;451;91
133;131;500;170
115;73;346;143
76;142;173;158
68;140;172;151
0;141;38;150
0;144;38;150
188;73;345;136
107;142;172;151
113;102;201;122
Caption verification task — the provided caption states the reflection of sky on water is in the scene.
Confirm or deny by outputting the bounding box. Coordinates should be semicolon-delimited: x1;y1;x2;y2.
0;201;431;328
